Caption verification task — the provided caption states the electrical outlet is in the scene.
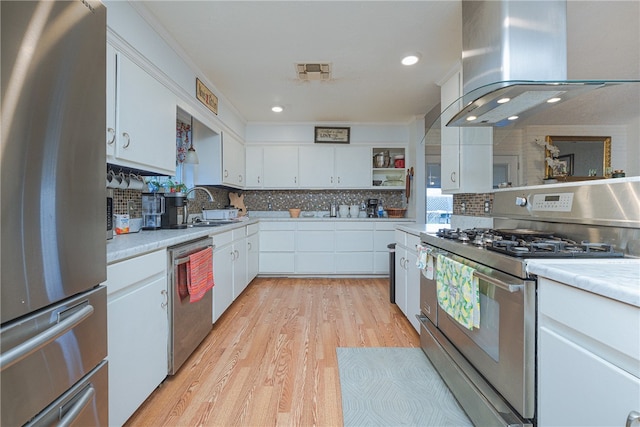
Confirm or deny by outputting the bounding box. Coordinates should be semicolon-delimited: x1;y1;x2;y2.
460;202;466;214
484;200;490;213
127;200;136;217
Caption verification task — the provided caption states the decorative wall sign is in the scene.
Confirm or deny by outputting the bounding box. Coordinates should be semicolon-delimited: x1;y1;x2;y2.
314;126;350;143
196;78;218;115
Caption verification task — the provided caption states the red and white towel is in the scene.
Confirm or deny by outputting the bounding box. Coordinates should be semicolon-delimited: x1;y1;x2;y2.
186;247;214;303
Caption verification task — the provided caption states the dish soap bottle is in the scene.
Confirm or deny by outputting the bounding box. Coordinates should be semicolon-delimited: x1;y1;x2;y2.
377;200;384;218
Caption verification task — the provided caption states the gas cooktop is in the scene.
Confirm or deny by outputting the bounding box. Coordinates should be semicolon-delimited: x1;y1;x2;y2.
434;228;624;259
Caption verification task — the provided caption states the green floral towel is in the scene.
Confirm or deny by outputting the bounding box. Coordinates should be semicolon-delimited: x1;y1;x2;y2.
436;254;480;330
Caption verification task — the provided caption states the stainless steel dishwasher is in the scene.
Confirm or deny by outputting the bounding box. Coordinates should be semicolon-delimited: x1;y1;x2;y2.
167;237;214;375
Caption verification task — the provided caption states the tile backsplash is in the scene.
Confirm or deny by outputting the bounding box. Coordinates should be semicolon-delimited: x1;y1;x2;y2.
113;187;405;217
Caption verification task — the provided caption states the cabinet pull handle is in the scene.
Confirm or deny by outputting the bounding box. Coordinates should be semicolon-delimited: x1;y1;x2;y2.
248;242;252;250
230;250;236;260
257;176;261;184
627;411;640;427
161;290;168;308
331;177;333;184
0;303;93;371
224;169;229;178
450;171;456;182
234;249;240;259
337;176;341;184
122;132;130;149
107;127;115;145
58;384;95;427
294;176;297;184
238;175;243;182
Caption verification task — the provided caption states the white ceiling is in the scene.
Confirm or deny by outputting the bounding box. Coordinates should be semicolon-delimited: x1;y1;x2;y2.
137;1;639;125
137;1;462;124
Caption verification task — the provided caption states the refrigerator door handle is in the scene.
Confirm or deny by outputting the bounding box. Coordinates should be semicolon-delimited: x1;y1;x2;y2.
0;304;94;372
57;385;95;427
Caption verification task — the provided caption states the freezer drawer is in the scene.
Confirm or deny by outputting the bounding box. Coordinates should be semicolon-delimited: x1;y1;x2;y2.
0;286;107;426
26;361;108;427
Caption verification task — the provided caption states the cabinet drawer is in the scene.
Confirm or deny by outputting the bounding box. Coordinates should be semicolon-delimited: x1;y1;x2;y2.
539;278;640;373
336;253;373;273
260;230;295;251
232;227;245;241
260;221;296;231
247;222;259;235
297;230;334;252
105;250;165;295
298;221;334;231
335;222;373;231
406;234;420;252
212;230;233;247
335;231;373;252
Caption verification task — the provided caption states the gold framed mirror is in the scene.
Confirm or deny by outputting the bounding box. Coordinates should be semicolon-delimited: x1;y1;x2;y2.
544;135;611;180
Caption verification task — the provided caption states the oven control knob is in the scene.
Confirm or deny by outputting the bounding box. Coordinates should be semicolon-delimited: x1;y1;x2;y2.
515;196;527;207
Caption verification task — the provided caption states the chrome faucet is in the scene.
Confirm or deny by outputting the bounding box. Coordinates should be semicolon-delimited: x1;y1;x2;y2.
184;186;215;202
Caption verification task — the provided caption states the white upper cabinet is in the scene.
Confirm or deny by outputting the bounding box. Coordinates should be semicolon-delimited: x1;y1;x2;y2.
297;145;371;189
263;146;299;188
193;123;246;190
299;146;334;188
221;132;245;188
440;67;492;194
106;43;116;159
245;145;263;188
108;48;176;176
335;146;372;188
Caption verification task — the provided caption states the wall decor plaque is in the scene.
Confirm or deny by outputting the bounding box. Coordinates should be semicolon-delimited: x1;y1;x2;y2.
196;78;218;115
314;126;350;143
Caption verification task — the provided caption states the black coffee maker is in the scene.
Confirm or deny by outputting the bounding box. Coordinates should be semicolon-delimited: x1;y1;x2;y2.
161;193;188;229
366;198;379;218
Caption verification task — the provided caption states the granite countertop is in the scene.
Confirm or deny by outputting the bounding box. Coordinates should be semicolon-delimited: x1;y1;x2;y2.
106;218;258;264
526;259;640;307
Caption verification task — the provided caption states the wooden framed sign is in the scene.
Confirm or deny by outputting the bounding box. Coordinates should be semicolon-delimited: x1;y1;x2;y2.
196;78;218;115
314;126;350;143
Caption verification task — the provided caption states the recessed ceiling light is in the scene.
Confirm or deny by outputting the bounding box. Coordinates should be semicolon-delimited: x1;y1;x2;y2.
401;54;420;66
497;97;511;104
466;116;477;121
547;97;562;103
508;115;519;121
271;106;284;113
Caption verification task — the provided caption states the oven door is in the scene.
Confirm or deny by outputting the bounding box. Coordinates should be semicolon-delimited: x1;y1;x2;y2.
436;253;536;419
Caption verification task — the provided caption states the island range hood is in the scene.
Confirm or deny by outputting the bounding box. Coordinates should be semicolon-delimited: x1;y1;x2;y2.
446;0;606;127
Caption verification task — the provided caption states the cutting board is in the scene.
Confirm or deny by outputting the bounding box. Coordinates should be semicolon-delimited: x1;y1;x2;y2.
229;192;247;216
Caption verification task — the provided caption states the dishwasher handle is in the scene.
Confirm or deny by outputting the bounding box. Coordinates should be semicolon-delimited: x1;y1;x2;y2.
174;244;215;266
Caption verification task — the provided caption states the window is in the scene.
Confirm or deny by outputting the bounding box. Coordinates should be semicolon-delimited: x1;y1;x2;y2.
425;156;452;231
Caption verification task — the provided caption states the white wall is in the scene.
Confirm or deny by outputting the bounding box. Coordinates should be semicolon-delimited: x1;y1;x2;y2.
104;1;246;140
245;122;409;145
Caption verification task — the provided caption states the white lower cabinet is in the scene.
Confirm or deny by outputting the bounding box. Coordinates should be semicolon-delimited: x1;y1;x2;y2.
260;222;296;273
537;278;640;426
335;222;373;273
212;231;234;323
374;222;398;274
394;230;420;332
211;225;257;322
247;223;259;283
231;227;248;299
259;220;407;276
105;250;168;427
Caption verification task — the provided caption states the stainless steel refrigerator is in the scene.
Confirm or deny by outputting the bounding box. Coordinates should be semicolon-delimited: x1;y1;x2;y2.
1;1;108;425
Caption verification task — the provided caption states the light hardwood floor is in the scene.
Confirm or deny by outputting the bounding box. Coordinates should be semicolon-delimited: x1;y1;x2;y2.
125;277;420;426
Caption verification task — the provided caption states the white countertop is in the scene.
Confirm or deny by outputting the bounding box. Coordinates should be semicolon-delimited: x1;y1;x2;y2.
526;259;640;307
106;218;258;264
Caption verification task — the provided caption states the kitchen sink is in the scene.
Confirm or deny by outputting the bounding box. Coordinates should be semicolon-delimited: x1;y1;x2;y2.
187;220;236;227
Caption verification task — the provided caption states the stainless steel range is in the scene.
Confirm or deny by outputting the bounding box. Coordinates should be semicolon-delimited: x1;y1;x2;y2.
418;178;640;427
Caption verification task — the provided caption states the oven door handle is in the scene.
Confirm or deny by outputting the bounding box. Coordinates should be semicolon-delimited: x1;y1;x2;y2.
473;271;524;293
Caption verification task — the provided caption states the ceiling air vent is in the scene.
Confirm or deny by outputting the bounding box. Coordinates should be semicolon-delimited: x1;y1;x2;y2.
296;63;331;81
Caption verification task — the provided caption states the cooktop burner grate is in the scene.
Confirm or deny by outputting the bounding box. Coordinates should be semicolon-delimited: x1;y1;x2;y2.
436;228;624;258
